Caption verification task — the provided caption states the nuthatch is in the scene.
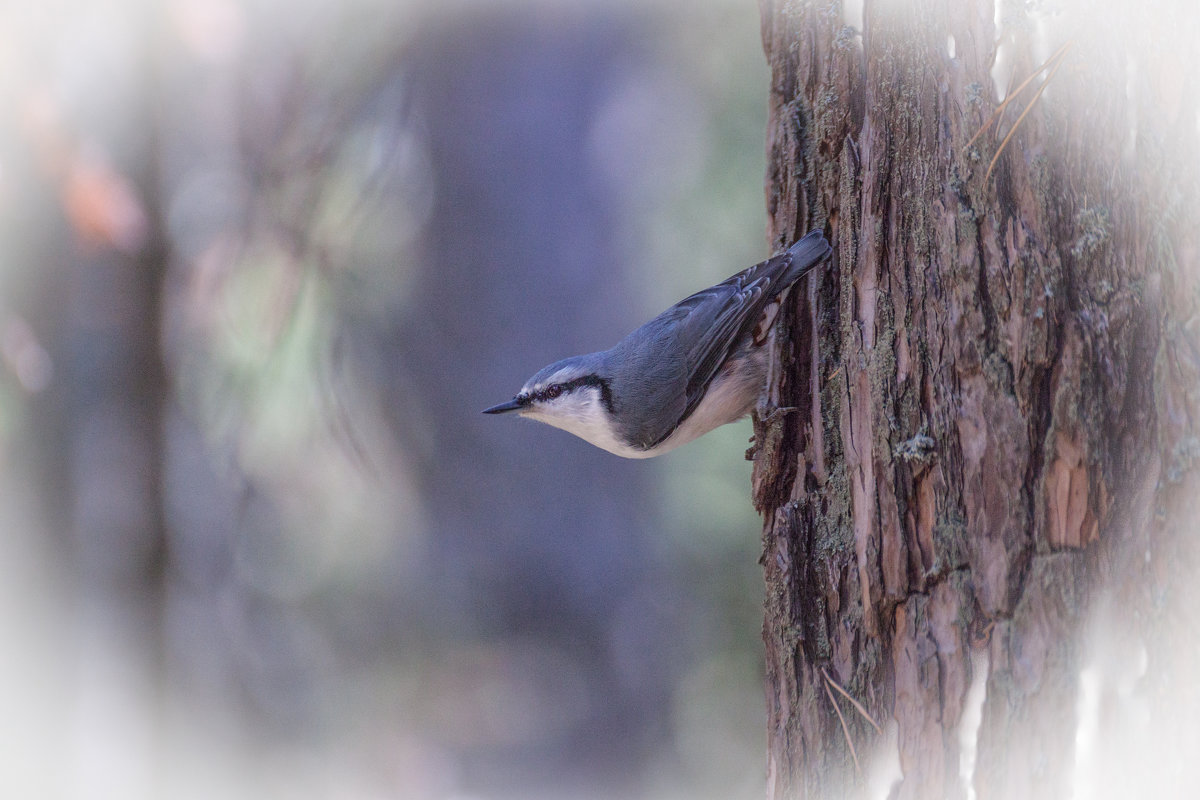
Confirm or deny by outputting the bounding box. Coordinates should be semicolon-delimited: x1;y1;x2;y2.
484;231;832;457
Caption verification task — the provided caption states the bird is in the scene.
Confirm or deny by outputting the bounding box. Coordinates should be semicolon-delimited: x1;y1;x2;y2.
483;231;832;458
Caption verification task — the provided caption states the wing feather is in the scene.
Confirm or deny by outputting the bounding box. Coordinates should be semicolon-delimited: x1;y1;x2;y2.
612;232;831;450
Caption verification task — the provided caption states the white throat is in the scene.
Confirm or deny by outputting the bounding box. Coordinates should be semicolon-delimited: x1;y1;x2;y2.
519;387;651;459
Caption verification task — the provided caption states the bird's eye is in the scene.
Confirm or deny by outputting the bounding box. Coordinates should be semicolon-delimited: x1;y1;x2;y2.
545;384;563;399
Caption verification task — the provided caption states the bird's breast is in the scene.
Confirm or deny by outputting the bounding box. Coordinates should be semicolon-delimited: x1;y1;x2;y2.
644;348;767;457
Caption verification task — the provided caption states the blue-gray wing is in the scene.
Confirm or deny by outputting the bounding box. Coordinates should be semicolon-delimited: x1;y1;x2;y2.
617;231;832;449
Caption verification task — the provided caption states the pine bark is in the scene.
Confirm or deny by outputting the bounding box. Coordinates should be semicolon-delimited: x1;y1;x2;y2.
753;2;1200;798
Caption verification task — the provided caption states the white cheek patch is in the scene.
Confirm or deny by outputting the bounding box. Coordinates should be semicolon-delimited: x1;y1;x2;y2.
519;388;652;459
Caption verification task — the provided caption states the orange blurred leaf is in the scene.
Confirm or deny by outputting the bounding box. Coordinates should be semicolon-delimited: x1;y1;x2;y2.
61;151;148;254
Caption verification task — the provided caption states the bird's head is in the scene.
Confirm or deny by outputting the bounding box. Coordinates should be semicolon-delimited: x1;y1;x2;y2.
484;356;612;421
484;354;634;455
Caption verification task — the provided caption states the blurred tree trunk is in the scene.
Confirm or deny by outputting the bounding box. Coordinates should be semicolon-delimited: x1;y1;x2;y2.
36;18;172;640
753;1;1200;798
384;11;672;795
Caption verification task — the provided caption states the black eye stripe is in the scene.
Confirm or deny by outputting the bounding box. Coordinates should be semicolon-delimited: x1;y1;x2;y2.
526;376;613;411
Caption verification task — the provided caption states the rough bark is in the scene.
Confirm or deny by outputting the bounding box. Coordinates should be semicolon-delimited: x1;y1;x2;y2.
754;1;1200;798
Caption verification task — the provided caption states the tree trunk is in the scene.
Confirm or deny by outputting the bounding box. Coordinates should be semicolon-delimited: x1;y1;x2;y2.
754;1;1200;798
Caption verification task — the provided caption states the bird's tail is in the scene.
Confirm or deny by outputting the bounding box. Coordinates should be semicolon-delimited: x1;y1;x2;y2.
779;230;832;287
747;231;833;347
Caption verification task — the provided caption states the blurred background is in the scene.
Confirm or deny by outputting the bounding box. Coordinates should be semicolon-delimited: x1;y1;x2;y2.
0;1;778;798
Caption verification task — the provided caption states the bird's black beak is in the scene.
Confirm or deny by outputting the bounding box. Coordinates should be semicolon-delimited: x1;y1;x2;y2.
482;398;524;414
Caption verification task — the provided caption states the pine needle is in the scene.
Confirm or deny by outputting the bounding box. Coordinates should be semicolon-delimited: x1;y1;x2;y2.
823;676;862;775
964;41;1073;152
983;45;1071;182
822;667;884;734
